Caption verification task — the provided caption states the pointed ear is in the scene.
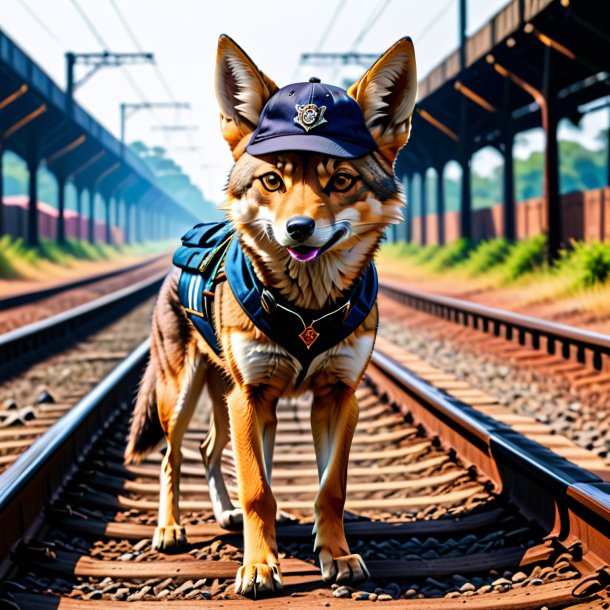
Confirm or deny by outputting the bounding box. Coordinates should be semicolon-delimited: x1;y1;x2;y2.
215;35;279;158
347;37;417;164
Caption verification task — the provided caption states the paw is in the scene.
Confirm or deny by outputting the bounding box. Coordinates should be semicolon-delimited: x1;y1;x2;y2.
152;525;187;552
319;552;369;585
235;563;283;597
218;508;243;531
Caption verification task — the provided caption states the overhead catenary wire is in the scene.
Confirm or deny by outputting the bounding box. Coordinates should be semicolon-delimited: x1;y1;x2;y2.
69;0;108;47
413;0;456;43
16;0;63;48
314;0;348;52
292;0;349;81
107;0;176;103
350;0;392;50
106;0;196;147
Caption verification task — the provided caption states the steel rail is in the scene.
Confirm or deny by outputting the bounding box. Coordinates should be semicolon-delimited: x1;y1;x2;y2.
380;281;610;369
0;339;150;571
0;253;166;311
0;269;167;380
1;333;609;595
368;347;610;586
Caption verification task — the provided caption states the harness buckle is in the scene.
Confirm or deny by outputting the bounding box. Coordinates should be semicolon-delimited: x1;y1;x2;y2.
260;289;277;314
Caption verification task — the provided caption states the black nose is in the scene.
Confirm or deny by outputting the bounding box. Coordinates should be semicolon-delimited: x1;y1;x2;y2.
286;216;315;242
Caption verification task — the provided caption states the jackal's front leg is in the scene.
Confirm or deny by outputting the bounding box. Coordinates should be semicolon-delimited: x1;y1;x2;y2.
227;386;282;596
311;385;369;585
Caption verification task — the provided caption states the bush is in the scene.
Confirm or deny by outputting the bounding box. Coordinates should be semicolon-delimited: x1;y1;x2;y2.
395;241;421;257
62;239;100;261
558;241;610;288
37;240;74;266
428;238;474;271
0;236;39;278
503;235;546;281
465;238;512;275
413;244;441;264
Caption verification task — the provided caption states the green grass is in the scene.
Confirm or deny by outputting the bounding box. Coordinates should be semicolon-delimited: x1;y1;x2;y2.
556;240;610;289
464;238;511;276
379;236;610;312
427;238;474;271
380;234;552;283
501;235;547;282
0;236;38;278
413;244;442;265
0;236;171;279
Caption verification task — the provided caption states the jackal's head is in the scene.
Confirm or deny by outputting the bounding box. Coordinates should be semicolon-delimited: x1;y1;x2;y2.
215;35;416;309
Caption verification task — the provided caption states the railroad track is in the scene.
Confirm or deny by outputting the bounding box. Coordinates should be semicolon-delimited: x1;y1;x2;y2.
379;281;610;373
0;254;167;312
0;267;168;382
0;333;608;608
0;265;170;472
379;281;610;465
0;254;171;336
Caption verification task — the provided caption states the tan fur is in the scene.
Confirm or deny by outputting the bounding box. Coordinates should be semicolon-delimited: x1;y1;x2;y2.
126;34;416;597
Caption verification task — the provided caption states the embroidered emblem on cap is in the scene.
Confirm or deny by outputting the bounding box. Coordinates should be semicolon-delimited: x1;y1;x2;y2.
294;103;327;132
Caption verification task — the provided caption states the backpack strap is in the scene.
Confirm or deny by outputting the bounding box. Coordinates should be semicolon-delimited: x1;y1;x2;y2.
173;221;235;355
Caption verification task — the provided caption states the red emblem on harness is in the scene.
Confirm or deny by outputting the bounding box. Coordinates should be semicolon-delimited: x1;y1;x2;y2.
299;325;320;349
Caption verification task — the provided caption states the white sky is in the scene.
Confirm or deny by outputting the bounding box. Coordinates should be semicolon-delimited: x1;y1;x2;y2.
2;0;607;205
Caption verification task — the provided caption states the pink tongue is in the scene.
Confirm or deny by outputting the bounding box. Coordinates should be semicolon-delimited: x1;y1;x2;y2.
287;247;320;262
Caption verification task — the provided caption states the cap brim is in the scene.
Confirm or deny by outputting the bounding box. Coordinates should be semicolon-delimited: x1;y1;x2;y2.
246;134;374;159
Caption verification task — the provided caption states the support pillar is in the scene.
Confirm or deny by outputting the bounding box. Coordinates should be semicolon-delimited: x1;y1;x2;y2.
543;46;561;261
501;78;516;242
88;191;95;244
459;99;472;240
75;187;83;240
0;146;4;236
502;133;516;242
407;176;415;243
27;153;39;247
607;108;610;187
420;173;427;246
149;209;155;242
402;175;411;242
135;203;143;243
124;202;132;245
114;198;120;239
104;195;112;245
57;175;66;245
436;164;445;246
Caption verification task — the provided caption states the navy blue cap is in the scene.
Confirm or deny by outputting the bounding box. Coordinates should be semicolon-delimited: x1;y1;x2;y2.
246;77;377;159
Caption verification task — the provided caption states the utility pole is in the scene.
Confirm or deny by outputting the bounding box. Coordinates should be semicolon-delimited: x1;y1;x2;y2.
459;0;467;69
458;0;471;240
120;102;191;145
65;51;155;104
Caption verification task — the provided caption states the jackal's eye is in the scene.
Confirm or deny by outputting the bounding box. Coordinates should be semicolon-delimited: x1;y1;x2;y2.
259;172;284;192
329;172;357;193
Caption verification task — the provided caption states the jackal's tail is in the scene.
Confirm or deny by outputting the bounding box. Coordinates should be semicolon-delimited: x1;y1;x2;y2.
124;352;163;464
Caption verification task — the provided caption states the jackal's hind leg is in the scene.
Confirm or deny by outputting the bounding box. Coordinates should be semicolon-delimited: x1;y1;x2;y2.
199;370;242;529
153;354;206;552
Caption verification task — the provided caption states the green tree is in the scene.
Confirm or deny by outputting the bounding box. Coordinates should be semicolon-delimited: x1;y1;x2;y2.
130;141;223;222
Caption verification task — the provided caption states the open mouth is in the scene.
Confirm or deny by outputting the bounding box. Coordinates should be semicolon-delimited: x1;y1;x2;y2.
286;226;349;263
286;245;320;262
